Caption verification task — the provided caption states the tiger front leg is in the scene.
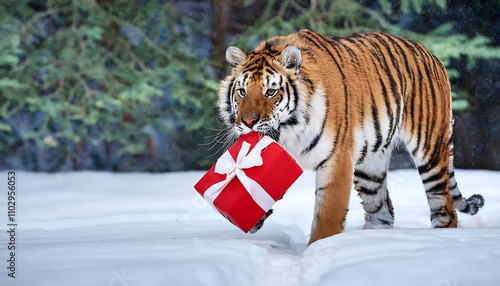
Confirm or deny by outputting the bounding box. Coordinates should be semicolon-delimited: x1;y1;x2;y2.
249;209;273;234
353;149;395;229
309;154;353;245
249;191;288;233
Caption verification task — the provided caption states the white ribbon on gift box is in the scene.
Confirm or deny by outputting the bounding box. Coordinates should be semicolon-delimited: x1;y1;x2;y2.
203;136;276;212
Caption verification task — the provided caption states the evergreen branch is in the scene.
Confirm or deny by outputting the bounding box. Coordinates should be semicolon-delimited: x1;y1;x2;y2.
20;8;57;40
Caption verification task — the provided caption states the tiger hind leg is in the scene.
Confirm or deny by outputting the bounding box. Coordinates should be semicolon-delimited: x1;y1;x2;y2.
448;144;485;215
412;142;458;228
354;149;394;229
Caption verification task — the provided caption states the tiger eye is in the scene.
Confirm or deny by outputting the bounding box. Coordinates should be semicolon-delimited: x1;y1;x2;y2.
266;89;278;97
237;89;246;97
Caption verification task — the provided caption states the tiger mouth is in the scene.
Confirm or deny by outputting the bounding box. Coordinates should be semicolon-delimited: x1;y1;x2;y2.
235;123;280;142
254;125;281;142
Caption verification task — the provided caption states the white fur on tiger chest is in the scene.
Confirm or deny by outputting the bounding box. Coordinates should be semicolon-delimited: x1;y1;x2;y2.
278;86;334;170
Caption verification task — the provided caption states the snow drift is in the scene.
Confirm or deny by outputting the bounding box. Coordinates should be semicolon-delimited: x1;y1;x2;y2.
1;169;499;286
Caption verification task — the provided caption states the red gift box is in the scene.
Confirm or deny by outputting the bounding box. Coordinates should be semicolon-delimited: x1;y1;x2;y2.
194;132;303;233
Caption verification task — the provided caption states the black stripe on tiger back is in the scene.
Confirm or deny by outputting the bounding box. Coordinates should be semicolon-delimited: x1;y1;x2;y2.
366;39;396;148
412;54;426;156
327;41;350;136
371;34;403;100
395;39;424;155
300;31;348;169
412;44;438;157
382;34;412;95
332;37;358;59
301;31;350;142
371;34;403;146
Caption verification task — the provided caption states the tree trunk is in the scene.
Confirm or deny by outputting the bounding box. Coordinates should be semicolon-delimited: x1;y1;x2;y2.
210;0;230;79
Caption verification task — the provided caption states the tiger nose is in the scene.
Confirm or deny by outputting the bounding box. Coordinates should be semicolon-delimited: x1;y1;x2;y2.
242;115;259;128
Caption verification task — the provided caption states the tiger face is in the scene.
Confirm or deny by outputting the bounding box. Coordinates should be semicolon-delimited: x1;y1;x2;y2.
218;45;303;140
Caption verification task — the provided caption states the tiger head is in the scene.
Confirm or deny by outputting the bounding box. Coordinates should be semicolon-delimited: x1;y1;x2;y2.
217;44;304;141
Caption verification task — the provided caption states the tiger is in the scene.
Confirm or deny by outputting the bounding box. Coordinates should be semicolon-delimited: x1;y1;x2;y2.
216;29;485;245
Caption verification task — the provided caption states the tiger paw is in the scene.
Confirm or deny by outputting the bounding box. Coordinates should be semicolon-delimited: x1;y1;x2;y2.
249;209;273;234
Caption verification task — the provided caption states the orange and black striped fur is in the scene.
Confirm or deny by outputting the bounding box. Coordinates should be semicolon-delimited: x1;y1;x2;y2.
217;29;484;245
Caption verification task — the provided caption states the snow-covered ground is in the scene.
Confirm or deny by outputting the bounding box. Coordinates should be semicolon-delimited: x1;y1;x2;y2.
1;169;499;286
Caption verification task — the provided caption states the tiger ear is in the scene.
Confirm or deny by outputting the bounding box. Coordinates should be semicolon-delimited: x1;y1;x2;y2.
226;46;247;68
281;46;302;73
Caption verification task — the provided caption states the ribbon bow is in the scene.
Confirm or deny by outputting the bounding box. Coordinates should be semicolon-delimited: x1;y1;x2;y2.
203;136;276;212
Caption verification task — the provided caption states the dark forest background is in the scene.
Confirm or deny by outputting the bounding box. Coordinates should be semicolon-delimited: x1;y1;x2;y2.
0;0;499;172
